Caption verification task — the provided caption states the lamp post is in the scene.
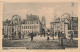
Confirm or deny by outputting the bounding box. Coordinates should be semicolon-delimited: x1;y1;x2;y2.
59;17;64;46
61;17;65;33
12;17;14;39
71;2;74;31
61;13;71;38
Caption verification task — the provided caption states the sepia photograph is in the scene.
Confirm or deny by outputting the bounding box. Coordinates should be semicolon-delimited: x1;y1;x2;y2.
2;2;78;50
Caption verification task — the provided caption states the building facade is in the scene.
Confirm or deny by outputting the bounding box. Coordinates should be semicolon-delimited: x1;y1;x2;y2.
21;14;41;38
50;22;61;36
3;15;21;39
3;14;47;39
12;15;21;39
68;17;78;37
50;17;78;38
3;19;12;39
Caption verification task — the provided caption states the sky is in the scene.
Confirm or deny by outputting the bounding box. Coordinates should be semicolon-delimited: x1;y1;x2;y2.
3;2;78;28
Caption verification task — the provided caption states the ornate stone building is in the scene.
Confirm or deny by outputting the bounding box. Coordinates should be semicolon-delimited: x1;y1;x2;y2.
3;15;21;39
50;17;78;38
21;14;41;38
3;19;12;39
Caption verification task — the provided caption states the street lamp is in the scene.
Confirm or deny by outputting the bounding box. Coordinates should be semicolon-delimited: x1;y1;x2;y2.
61;13;71;32
60;17;65;33
12;17;14;39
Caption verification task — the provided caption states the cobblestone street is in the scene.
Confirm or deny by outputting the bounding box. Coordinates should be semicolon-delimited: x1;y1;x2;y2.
3;35;78;49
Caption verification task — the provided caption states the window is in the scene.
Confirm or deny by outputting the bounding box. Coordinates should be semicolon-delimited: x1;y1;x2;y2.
28;26;29;29
26;26;27;29
28;21;29;24
29;26;30;29
26;21;27;24
27;21;28;24
24;31;25;35
30;21;31;24
30;26;31;29
31;21;32;24
26;31;27;33
32;21;33;24
22;26;23;29
24;26;25;29
37;21;38;24
28;31;29;33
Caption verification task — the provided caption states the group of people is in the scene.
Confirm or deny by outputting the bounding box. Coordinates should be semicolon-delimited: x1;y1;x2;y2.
47;29;74;46
47;29;55;41
28;29;74;46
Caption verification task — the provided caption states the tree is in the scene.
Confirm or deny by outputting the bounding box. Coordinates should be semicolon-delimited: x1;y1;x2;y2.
28;32;37;42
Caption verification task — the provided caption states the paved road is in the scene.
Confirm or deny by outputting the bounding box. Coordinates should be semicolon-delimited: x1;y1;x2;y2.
3;35;78;49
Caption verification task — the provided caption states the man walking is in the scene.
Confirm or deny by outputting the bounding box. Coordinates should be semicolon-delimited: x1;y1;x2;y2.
30;32;34;42
58;30;61;45
70;31;74;45
47;30;50;41
61;32;64;46
51;28;54;40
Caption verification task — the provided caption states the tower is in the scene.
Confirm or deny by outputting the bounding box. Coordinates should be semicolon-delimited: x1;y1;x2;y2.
42;16;46;26
41;16;46;37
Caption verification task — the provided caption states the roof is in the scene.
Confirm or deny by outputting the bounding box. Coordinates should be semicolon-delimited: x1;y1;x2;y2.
21;14;39;24
26;14;39;21
3;20;12;26
21;19;39;24
21;19;25;24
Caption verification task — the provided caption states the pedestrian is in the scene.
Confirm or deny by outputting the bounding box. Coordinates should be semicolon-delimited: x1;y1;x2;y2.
61;32;64;46
58;30;60;39
58;31;61;45
51;28;54;40
47;36;50;41
31;35;33;42
55;32;57;37
47;30;50;41
47;30;50;36
70;31;73;45
44;30;45;37
52;32;54;40
30;31;34;42
22;32;25;39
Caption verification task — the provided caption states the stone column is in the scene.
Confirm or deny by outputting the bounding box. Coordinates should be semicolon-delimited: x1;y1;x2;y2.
65;24;68;38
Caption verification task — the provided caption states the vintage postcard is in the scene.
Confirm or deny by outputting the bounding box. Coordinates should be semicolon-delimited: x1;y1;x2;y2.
0;0;80;52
